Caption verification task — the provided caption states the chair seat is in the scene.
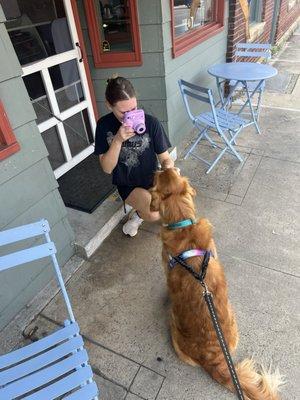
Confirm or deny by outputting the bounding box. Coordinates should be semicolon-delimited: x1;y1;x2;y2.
196;109;249;131
0;321;97;400
229;79;265;92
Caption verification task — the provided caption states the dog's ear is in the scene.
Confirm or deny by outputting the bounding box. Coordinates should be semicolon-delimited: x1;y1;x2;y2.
150;190;161;211
187;185;196;198
149;171;163;211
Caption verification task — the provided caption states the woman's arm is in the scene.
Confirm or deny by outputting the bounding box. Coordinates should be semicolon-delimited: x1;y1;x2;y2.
99;125;135;174
157;151;174;170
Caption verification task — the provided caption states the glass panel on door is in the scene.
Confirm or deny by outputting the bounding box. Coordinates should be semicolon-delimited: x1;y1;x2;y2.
41;125;65;170
49;60;84;112
2;0;73;66
23;71;52;124
64;110;94;157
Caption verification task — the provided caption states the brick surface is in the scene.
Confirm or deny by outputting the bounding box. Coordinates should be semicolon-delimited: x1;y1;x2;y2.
226;0;300;64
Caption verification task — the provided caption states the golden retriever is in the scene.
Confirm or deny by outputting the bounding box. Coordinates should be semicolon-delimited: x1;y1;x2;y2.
150;168;282;400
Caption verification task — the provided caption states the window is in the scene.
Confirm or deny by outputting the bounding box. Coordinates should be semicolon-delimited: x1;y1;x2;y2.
0;101;20;161
171;0;225;57
249;0;263;23
1;0;71;67
84;0;142;68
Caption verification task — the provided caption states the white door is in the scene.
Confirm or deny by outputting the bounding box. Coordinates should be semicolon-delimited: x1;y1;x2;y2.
3;0;96;178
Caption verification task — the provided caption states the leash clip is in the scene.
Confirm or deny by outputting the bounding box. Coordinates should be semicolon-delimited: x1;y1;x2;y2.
168;255;178;269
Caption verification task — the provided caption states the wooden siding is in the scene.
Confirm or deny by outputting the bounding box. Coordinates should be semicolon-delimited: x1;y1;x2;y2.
0;5;74;330
163;1;229;146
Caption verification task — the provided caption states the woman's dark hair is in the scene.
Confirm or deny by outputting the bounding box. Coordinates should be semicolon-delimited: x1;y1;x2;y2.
105;76;136;106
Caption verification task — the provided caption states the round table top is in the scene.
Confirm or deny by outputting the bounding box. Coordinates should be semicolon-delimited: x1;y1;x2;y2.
208;62;278;81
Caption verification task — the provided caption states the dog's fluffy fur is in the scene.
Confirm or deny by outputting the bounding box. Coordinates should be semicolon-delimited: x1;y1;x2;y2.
150;168;283;400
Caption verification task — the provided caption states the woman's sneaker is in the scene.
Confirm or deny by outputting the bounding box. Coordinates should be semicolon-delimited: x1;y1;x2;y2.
122;212;144;237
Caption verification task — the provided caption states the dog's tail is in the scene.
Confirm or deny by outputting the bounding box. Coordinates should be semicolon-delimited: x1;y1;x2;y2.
205;357;283;400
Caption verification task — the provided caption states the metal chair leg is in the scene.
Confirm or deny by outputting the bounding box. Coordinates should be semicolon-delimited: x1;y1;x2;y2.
256;89;263;121
184;126;208;159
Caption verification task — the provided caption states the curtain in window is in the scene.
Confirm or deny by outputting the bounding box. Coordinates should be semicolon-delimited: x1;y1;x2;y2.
239;0;251;38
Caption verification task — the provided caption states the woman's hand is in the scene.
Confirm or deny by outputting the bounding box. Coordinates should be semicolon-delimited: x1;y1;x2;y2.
115;124;135;143
99;124;135;174
158;151;175;170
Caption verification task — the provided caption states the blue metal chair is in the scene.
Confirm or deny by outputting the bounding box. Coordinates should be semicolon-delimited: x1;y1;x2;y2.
179;79;249;174
230;42;272;118
0;219;99;400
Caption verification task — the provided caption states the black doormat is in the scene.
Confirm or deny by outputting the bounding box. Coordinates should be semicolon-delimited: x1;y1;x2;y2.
58;154;116;214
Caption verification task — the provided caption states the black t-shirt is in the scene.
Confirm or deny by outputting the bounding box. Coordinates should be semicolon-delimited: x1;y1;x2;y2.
94;112;171;187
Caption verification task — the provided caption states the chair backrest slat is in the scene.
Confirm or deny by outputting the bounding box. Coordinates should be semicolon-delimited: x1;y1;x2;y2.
0;242;56;272
0;350;89;399
0;322;79;369
0;335;84;385
183;89;210;104
63;381;99;400
235;42;271;61
235;50;271;59
23;366;93;400
236;43;271;49
179;79;209;94
0;219;50;246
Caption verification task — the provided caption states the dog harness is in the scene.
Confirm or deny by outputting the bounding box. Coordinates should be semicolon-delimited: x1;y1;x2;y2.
169;249;212;272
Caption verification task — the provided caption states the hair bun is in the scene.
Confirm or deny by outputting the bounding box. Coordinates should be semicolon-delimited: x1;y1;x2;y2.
106;73;119;84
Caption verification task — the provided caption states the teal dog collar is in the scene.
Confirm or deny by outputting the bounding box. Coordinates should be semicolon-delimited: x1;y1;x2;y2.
163;218;196;230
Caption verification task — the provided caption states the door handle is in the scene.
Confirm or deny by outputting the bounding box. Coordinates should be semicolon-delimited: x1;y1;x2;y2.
76;42;83;62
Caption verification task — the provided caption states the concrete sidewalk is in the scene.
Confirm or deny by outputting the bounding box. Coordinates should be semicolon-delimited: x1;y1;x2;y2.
2;32;300;399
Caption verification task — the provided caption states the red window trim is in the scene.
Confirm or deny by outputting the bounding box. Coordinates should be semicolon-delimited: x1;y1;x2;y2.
0;101;20;161
170;0;225;58
83;0;142;68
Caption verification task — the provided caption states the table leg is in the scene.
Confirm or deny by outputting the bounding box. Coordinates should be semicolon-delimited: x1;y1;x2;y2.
216;77;225;107
237;80;264;116
217;78;240;110
243;80;262;134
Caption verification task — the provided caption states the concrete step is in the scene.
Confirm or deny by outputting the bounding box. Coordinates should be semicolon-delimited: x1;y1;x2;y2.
67;192;131;259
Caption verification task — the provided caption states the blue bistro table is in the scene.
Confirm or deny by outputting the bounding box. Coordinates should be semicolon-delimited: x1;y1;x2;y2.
208;62;277;134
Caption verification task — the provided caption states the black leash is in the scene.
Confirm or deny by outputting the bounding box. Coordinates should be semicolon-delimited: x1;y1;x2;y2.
172;253;245;400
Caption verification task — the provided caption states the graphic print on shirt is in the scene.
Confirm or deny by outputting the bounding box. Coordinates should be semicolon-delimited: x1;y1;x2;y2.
107;131;151;171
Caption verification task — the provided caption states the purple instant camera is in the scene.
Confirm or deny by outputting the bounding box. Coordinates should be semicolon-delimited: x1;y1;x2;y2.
123;109;146;134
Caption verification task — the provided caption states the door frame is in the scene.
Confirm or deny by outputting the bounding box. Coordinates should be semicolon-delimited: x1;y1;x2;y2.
21;0;98;179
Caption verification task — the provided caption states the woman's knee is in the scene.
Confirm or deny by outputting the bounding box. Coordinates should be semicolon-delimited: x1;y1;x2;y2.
141;210;160;222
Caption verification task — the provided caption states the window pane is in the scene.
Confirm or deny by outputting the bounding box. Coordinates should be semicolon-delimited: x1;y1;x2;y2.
249;0;261;23
41;126;65;170
2;0;73;66
49;60;85;112
173;0;214;37
64;110;94;157
97;0;133;52
23;72;52;124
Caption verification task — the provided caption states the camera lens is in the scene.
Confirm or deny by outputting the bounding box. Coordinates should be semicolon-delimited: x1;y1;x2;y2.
136;124;146;134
